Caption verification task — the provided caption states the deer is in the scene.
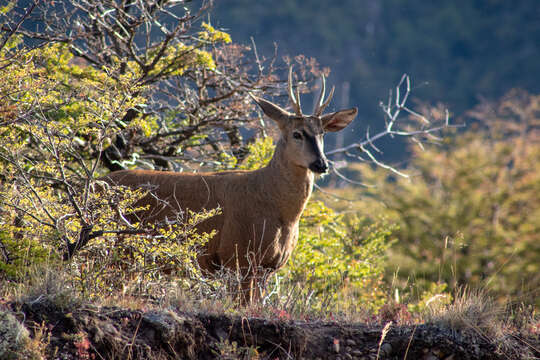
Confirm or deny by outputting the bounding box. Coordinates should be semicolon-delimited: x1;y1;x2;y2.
103;67;358;303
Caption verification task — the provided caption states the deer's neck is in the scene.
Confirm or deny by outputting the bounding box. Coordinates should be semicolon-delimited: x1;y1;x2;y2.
261;139;314;222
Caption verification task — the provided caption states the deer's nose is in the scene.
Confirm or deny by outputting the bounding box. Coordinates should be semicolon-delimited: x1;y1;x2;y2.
309;158;329;174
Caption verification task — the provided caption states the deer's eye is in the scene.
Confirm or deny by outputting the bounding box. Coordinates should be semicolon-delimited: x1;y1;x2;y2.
293;131;303;140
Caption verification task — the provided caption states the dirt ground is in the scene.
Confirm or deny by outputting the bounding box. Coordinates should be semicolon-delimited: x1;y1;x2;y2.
9;297;539;360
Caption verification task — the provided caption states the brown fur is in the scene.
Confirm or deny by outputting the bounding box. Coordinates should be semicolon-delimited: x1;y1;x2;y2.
103;93;357;302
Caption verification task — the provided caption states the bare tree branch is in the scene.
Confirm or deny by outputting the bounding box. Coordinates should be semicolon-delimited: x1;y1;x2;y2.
326;74;465;180
0;0;40;51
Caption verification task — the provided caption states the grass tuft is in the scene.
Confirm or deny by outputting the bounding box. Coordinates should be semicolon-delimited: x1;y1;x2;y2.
426;287;503;337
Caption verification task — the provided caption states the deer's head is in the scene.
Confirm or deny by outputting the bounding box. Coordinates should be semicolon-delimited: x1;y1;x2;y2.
252;67;357;174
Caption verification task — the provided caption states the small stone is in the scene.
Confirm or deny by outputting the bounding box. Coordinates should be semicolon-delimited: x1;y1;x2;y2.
381;343;392;356
143;311;183;341
345;354;353;360
346;339;357;346
352;350;363;356
346;346;352;352
215;327;228;341
333;339;341;353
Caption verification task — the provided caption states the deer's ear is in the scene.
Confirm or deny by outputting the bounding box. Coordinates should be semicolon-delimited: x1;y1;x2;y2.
321;107;358;132
251;95;290;128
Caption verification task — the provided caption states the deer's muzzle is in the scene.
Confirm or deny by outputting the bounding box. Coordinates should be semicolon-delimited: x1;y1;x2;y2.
309;158;329;174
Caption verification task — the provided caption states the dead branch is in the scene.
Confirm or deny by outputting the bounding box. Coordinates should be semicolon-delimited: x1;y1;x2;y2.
325;74;464;179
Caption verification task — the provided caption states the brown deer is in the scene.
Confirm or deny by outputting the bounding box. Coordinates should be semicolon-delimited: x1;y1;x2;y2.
104;67;357;302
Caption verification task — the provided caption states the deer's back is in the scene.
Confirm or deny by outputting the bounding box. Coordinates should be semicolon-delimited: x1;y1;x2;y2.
103;168;298;273
104;169;245;219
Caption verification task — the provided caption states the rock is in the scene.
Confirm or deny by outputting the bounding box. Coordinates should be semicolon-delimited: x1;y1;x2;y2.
380;342;392;356
142;310;185;342
346;339;357;346
333;338;340;353
0;310;30;360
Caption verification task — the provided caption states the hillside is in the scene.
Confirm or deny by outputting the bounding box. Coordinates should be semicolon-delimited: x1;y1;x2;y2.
213;0;540;160
4;295;538;359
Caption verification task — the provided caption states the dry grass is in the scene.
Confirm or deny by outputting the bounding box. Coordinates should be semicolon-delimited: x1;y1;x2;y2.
0;265;80;311
424;287;539;357
426;287;504;336
1;264;538;359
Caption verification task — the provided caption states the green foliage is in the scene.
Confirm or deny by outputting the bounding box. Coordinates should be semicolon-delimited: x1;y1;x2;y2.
406;282;453;315
0;40;220;297
1;0;299;184
199;22;233;44
1;42;139;225
72;207;221;298
338;90;540;306
0;231;52;279
237;136;275;170
279;203;395;312
213;339;259;359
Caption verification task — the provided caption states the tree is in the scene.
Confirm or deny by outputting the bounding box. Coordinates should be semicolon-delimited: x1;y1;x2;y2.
338;90;540;306
2;0;291;172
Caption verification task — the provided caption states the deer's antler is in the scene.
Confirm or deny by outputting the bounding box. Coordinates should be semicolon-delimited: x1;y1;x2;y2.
288;66;303;116
313;73;335;116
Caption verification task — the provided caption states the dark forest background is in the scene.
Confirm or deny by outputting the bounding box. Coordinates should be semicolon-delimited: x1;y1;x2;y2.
213;0;540;159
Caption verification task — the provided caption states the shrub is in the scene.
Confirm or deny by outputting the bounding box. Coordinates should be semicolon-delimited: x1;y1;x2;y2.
280;206;395;313
0;39;220;297
335;90;540;306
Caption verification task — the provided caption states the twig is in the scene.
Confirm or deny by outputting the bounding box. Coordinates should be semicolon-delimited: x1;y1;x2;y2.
376;321;392;360
326;74;465;183
403;324;417;360
0;0;40;51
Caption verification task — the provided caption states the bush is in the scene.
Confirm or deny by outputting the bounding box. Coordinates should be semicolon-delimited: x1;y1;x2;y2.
279;205;395;313
0;38;221;297
335;90;540;306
